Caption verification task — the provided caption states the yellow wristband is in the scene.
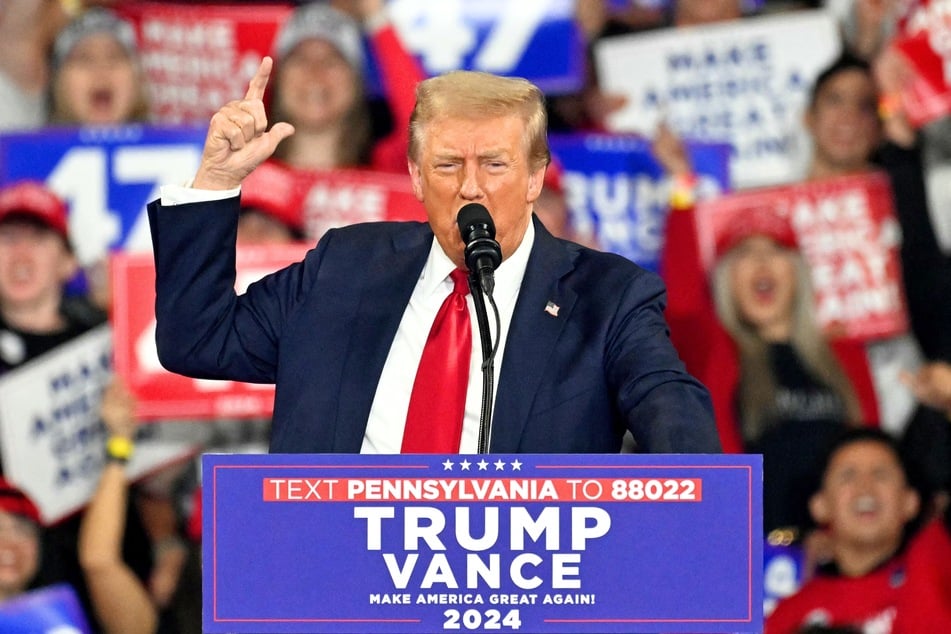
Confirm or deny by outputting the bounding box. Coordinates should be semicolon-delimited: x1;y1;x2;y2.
106;436;134;463
878;93;903;120
669;173;698;210
59;0;82;17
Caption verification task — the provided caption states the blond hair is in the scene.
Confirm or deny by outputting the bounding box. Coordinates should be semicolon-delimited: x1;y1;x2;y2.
711;248;863;442
408;71;550;171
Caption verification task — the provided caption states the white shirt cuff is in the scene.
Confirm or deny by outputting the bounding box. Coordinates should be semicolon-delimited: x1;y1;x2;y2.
160;184;241;206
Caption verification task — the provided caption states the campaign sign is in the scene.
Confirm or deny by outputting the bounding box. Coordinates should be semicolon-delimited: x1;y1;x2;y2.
762;542;804;617
122;0;583;125
388;0;584;94
0;584;92;634
119;2;292;124
112;244;311;420
204;453;763;633
595;10;842;189
549;133;730;270
695;171;908;341
0;326;199;524
0;125;205;265
298;168;426;241
890;0;951;127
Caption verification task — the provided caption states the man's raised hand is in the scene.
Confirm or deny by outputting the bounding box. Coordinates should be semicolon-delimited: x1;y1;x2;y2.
193;57;295;190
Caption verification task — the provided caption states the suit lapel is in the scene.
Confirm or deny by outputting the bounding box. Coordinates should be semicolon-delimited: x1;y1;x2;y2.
332;225;432;451
490;218;578;452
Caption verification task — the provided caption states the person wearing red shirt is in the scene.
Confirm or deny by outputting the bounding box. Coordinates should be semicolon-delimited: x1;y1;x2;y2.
766;427;951;633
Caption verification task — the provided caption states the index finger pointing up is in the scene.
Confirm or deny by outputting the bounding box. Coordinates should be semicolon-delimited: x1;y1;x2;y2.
245;56;274;101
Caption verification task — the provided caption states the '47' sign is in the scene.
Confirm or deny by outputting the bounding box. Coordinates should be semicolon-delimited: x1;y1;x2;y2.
0;125;206;266
388;0;584;93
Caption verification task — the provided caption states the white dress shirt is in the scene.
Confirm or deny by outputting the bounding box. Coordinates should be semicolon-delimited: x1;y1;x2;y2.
362;221;533;454
160;185;533;454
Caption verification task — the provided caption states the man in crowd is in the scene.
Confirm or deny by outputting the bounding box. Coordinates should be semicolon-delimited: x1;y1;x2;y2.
766;427;951;632
147;58;719;455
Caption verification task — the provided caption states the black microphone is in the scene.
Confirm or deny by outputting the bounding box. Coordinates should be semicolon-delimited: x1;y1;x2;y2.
456;203;502;296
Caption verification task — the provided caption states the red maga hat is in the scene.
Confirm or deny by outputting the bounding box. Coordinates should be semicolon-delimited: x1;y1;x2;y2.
239;162;305;234
0;180;69;242
0;478;41;525
713;204;797;260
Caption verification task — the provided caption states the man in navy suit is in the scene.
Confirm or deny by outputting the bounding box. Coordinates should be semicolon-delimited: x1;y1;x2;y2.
148;58;720;455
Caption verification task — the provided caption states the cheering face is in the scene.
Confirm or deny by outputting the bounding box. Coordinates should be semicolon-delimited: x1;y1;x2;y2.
0;510;39;600
806;69;881;175
0;221;76;315
810;441;919;551
276;39;358;131
56;33;140;125
726;236;797;341
408;115;545;269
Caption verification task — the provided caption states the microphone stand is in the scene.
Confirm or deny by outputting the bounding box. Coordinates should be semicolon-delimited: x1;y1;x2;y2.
468;272;497;454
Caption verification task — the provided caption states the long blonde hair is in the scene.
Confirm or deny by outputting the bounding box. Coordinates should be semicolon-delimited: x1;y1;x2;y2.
711;248;863;442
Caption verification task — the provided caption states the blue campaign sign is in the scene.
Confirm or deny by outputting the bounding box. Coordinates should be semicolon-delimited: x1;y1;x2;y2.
763;542;804;617
204;453;762;633
0;584;92;633
0;125;206;266
549;133;731;271
388;0;585;94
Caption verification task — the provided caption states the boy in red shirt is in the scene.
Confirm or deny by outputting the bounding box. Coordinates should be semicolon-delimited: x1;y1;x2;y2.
766;427;951;633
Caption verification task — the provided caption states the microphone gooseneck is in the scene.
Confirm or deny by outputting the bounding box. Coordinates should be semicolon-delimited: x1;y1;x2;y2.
456;203;502;453
456;203;501;296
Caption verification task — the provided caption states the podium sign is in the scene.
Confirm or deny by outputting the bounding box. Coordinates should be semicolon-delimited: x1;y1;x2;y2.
204;453;762;633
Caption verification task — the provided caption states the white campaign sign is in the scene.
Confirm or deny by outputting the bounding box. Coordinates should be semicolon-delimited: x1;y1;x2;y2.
595;10;842;189
0;326;198;524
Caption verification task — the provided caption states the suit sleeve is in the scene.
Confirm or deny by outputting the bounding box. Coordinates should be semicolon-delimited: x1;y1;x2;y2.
147;196;315;383
607;267;722;453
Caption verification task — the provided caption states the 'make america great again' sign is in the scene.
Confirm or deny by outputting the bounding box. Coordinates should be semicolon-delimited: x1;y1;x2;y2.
204;453;762;633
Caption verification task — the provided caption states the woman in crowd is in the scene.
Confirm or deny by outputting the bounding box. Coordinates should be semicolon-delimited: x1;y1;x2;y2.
48;7;149;126
268;0;424;173
657;168;879;537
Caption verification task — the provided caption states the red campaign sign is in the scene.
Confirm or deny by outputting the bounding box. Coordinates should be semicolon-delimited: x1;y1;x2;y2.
297;168;426;241
111;244;310;421
118;2;292;124
892;0;951;127
695;172;909;342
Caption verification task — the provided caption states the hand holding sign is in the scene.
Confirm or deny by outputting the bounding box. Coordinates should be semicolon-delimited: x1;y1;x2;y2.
193;57;295;191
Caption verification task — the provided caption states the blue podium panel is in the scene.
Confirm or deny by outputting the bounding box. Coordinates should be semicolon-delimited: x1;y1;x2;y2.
204;454;762;633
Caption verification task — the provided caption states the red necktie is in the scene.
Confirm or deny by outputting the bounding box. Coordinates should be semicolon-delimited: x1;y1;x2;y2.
401;269;472;453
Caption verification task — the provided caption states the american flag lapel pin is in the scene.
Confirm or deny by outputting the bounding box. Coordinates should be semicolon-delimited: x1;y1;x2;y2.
544;301;560;317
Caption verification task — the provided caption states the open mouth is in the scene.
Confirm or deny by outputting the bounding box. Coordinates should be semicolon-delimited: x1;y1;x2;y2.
852;494;880;518
90;87;116;112
752;276;776;303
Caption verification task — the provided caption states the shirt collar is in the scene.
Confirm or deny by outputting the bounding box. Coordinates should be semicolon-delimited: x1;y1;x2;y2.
421;217;535;297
